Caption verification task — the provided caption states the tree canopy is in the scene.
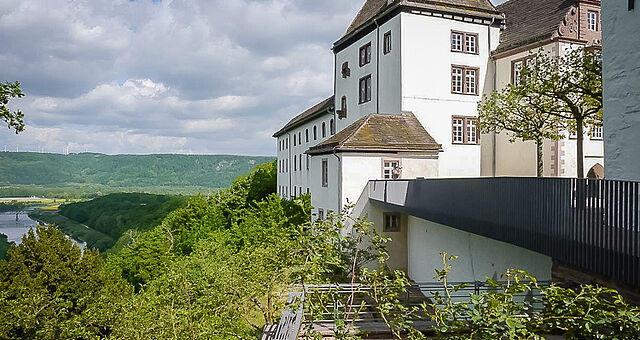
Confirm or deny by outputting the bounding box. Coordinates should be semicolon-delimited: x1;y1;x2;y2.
0;81;25;133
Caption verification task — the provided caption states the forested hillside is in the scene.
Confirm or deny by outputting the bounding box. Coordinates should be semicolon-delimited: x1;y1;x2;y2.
0;152;273;197
30;193;187;251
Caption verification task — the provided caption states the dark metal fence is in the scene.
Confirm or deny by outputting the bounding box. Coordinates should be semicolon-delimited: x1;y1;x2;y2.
369;178;640;290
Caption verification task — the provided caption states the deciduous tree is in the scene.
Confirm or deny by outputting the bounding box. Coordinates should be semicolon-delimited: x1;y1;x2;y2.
0;81;25;133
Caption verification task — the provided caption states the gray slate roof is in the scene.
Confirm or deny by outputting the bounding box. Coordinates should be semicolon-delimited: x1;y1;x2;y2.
273;96;334;137
495;0;575;54
307;112;442;155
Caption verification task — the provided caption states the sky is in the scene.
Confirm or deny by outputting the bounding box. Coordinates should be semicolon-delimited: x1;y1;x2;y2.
0;0;507;156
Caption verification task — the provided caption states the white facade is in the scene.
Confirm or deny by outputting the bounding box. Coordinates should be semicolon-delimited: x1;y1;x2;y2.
603;0;640;181
334;12;500;178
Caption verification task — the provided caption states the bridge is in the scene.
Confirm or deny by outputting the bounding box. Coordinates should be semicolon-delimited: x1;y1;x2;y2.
369;177;640;290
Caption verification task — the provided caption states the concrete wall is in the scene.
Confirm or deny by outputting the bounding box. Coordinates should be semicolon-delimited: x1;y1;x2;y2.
406;216;552;283
400;12;500;177
603;1;640;181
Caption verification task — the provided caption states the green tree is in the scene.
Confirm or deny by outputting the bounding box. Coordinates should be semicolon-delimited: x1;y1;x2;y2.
0;234;10;260
0;226;132;339
0;81;25;133
519;48;603;178
479;83;562;177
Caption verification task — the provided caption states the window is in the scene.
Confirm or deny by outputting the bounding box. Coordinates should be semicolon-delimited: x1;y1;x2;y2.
451;31;478;54
306;129;309;143
451;66;478;95
294;155;297;171
382;159;401;179
359;75;372;103
630;0;635;11
587;11;598;31
330;119;335;135
298;132;301;145
383;213;401;232
511;56;536;85
306;154;310;170
299;153;302;170
338;96;347;119
293;186;296;197
321;158;328;187
341;61;350;78
322;122;326;138
452;116;479;145
359;42;371;66
318;209;325;220
293;134;296;146
286;138;288;149
314;126;317;140
591;125;603;140
451;32;462;52
383;31;392;54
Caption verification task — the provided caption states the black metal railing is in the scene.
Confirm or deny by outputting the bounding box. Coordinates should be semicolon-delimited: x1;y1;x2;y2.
369;177;640;290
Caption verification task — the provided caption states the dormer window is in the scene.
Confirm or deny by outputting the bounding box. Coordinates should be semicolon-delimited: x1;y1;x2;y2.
587;11;598;31
338;96;347;119
359;42;372;66
451;31;478;54
341;62;350;78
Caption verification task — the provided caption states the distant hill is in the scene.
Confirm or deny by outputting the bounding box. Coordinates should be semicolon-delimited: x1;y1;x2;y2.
0;153;274;197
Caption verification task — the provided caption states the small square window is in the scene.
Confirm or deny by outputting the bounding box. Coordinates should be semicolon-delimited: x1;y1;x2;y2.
383;213;401;232
382;159;401;179
383;31;392;54
591;126;603;140
359;42;372;66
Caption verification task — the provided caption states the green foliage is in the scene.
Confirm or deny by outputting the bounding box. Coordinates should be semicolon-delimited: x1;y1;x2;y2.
28;211;115;252
478;77;562;177
0;233;10;260
0;81;25;133
0;152;274;197
59;193;187;241
517;48;603;177
0;226;132;339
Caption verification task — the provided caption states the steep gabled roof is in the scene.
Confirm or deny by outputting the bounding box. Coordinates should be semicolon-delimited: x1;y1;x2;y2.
495;0;575;54
273;96;334;137
307;112;442;155
344;0;389;38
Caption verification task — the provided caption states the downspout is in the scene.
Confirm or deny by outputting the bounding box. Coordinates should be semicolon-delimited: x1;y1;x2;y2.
489;17;497;177
333;150;342;213
375;19;380;114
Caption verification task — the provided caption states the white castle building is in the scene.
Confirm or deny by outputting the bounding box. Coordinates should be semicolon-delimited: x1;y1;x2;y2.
275;0;603;219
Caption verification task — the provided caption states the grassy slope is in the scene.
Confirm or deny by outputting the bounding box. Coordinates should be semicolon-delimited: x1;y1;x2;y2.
0;153;274;197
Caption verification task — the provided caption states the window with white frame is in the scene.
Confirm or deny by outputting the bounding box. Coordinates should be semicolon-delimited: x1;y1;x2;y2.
452;116;479;145
587;11;598;31
451;31;478;54
382;159;401;179
359;42;372;66
321;158;328;187
512;56;535;85
591;125;603;140
451;32;462;52
466;119;478;144
383;213;401;232
318;209;325;220
451;66;478;95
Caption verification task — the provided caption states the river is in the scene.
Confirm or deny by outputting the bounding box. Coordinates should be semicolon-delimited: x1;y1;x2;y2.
0;211;87;249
